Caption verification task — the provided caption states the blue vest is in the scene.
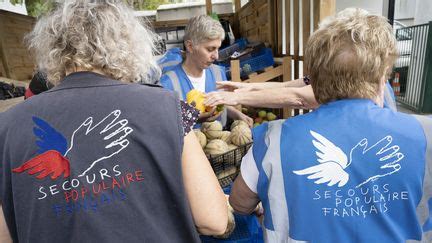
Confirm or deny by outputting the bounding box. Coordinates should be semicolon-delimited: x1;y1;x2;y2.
160;64;227;127
160;63;226;100
157;48;183;74
252;99;431;242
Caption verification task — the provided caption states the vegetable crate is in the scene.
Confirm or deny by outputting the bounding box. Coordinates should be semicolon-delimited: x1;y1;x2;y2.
208;142;252;188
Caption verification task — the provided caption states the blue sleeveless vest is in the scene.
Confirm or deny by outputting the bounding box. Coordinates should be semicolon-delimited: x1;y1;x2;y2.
252;99;431;242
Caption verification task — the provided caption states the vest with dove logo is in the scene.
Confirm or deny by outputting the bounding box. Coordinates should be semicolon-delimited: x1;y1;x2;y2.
247;99;431;243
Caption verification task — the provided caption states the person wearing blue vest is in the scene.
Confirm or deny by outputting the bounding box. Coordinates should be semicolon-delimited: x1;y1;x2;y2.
160;15;253;126
0;1;229;242
229;8;432;243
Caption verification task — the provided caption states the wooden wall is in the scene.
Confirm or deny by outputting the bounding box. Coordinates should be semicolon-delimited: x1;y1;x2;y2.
237;0;274;48
0;10;35;81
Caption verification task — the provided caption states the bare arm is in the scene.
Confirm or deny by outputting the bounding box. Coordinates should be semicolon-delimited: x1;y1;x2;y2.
0;205;12;243
182;132;228;235
226;106;253;127
216;78;305;92
206;85;319;109
229;173;260;215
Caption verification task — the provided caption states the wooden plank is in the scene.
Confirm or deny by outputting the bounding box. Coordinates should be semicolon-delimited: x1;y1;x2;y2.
313;0;320;30
277;0;283;55
285;0;291;55
282;56;292;118
293;0;300;79
268;0;275;52
231;60;241;82
238;2;255;19
244;65;283;83
318;0;335;21
234;0;241;12
302;0;311;51
206;0;212;15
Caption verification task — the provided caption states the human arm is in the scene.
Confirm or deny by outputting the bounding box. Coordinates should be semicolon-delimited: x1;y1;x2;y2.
205;85;319;109
0;205;12;243
216;78;305;92
226;106;253;127
229;173;261;215
182;132;228;235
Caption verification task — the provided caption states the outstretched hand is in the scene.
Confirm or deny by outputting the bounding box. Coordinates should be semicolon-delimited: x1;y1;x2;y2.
205;91;239;106
216;81;254;92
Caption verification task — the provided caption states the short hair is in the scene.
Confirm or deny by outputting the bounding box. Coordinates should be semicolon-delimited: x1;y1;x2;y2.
304;8;397;104
183;15;225;45
26;0;160;85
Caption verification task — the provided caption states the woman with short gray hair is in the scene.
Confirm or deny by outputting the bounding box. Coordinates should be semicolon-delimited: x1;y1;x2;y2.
160;15;253;127
0;1;228;242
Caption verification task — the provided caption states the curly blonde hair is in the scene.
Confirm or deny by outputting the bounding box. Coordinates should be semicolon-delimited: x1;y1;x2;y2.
26;0;160;85
304;8;397;104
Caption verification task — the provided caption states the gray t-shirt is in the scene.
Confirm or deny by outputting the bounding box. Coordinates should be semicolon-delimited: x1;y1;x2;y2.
0;72;200;243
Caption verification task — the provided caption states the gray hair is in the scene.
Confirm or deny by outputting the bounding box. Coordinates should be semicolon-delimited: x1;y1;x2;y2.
183;15;225;45
26;0;160;85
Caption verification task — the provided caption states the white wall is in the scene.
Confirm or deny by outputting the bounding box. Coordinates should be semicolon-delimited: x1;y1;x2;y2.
0;0;27;15
414;0;432;25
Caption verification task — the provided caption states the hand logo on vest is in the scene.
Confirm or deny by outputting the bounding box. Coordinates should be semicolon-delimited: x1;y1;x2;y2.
293;131;404;188
13;110;133;180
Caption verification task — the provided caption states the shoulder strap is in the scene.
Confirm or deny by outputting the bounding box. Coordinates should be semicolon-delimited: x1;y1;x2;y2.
165;71;184;99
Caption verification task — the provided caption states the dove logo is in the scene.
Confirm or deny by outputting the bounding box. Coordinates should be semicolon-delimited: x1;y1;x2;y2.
13;110;133;180
293;130;404;188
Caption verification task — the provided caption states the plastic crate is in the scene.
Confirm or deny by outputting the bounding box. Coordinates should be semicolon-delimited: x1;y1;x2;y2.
200;185;264;243
218;38;248;62
221;48;275;78
238;48;274;76
208;142;252;188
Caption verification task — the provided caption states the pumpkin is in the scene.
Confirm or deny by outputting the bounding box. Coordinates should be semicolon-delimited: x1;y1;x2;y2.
230;120;249;130
194;130;207;148
230;125;252;146
204;139;229;156
201;121;223;139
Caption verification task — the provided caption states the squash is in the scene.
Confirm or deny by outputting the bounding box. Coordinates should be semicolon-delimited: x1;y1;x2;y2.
186;89;206;113
230;120;249;130
216;167;237;179
194;130;207;148
230;125;252;146
201;121;223;139
219;131;231;144
186;89;224;114
204;139;229;156
228;144;238;151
